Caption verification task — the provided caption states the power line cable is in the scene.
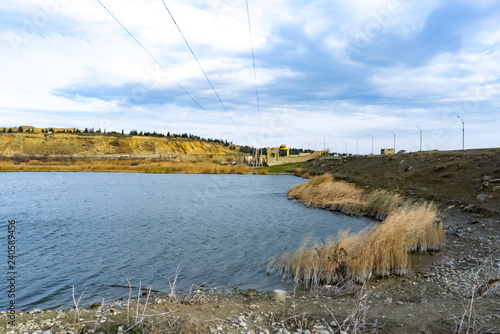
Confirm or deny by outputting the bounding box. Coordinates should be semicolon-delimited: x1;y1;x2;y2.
468;116;500;123
160;0;247;143
245;0;261;131
95;0;228;133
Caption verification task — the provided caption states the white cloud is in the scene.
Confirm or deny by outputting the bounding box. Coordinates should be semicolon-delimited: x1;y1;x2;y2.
1;0;500;151
371;41;500;104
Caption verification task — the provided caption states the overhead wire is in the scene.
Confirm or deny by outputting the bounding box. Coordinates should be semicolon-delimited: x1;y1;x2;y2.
245;0;262;131
160;0;247;143
95;0;228;134
468;116;500;123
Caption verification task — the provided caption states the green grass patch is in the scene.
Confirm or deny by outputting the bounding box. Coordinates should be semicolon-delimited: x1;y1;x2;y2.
266;162;303;174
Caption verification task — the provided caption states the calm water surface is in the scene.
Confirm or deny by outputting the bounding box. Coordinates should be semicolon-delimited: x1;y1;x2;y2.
0;173;373;311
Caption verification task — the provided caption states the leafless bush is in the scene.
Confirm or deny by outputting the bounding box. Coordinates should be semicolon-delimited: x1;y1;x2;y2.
446;252;500;334
325;283;383;333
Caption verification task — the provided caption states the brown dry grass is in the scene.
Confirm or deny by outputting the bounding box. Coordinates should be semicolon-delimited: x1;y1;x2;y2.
144;162;248;174
0;160;250;174
287;174;402;219
273;175;444;286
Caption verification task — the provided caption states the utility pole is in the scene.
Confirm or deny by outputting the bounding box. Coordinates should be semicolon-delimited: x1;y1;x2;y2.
391;131;396;152
351;138;358;155
457;115;465;150
366;134;374;154
341;141;347;155
416;126;422;151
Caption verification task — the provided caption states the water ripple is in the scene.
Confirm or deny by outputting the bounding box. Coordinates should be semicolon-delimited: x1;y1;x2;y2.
1;173;373;311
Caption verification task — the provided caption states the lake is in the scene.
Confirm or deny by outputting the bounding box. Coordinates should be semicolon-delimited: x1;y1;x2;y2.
0;173;373;311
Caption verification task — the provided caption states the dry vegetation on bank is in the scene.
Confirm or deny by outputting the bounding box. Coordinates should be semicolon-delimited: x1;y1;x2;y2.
271;174;445;286
288;174;402;220
0;159;250;174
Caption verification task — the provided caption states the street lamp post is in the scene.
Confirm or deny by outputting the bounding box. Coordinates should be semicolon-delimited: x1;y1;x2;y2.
341;140;347;155
351;138;358;155
416;126;422;151
366;134;374;155
457;116;464;151
323;134;333;152
391;131;396;153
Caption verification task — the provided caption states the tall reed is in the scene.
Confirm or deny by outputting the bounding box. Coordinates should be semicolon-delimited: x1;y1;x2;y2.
273;175;444;286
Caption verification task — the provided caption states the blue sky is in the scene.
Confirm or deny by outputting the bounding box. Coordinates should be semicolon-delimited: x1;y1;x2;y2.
1;0;500;154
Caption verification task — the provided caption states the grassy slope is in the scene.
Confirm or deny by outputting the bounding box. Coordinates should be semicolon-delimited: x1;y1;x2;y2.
299;149;500;215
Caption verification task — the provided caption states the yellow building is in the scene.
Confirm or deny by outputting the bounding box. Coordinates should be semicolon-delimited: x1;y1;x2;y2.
381;148;395;155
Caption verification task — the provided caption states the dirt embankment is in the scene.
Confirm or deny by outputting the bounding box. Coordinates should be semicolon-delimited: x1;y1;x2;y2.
0;132;240;157
0;133;244;172
300;148;500;216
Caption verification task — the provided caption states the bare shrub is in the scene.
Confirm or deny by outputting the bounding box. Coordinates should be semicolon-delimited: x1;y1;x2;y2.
325;283;383;334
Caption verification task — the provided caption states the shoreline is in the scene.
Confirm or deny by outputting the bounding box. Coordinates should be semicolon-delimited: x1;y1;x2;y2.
3;150;500;333
0;160;255;174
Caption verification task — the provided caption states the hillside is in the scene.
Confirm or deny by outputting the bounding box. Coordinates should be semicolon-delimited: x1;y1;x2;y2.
300;148;500;215
0;132;241;159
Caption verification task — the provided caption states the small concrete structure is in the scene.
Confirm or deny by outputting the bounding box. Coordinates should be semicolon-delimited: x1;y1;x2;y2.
265;145;322;166
241;155;254;164
381;148;395;155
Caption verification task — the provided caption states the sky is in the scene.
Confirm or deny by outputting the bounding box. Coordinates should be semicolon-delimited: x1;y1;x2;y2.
1;0;500;154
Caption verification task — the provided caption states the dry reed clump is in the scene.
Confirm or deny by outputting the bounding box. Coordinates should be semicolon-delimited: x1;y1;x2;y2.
364;189;403;220
273;175;445;286
294;168;312;179
287;174;365;215
288;174;404;219
294;167;303;176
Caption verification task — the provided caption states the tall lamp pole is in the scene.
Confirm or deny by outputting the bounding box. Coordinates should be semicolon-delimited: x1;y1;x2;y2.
341;140;347;155
416;126;422;151
391;131;396;152
457;115;465;151
351;138;358;155
323;135;333;152
366;134;374;155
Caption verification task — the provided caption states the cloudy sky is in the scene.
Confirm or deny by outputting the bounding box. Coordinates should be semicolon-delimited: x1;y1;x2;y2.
1;0;500;154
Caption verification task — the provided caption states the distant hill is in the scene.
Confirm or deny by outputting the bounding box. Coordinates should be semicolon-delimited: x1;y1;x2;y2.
0;130;241;160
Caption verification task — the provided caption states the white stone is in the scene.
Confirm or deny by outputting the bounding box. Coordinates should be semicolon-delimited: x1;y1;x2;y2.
274;289;287;302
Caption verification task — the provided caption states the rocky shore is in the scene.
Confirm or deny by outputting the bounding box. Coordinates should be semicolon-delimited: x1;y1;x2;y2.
2;207;499;334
